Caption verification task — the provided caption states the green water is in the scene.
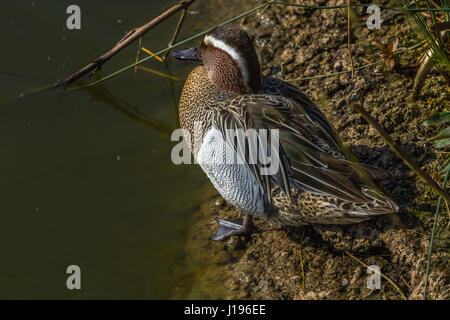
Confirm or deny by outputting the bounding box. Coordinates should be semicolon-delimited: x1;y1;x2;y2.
0;0;251;299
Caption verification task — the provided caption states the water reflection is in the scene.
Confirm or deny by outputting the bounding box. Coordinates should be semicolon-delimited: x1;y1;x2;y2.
0;0;252;299
78;78;175;136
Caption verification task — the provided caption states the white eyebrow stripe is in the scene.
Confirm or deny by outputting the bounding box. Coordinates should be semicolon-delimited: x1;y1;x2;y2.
204;35;250;90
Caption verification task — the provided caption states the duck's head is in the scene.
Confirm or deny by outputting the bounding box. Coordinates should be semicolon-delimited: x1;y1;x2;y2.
173;25;262;94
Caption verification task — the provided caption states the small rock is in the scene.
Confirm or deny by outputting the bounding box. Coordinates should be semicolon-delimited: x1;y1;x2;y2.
350;266;362;285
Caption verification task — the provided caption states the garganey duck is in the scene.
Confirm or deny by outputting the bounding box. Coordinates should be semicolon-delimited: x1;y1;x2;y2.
173;25;398;241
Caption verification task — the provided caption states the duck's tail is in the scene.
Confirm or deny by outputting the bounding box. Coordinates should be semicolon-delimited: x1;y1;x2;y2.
346;186;399;218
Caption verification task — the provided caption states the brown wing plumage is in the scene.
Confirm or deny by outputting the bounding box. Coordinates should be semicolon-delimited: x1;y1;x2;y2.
262;77;388;180
211;89;397;222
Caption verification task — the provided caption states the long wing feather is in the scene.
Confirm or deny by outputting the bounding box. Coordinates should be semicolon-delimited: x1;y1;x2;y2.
211;96;293;202
210;87;390;207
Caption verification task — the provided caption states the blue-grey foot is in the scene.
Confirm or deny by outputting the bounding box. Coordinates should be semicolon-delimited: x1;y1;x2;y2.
211;213;253;241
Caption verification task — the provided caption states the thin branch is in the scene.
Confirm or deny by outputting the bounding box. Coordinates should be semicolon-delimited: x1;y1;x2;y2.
32;1;275;95
299;244;305;289
164;8;188;59
141;47;164;62
351;103;450;205
30;0;447;95
400;276;414;292
134;36;143;74
29;0;197;95
347;0;355;77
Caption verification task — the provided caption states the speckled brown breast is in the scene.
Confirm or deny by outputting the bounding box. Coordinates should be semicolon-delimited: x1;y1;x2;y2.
178;66;236;154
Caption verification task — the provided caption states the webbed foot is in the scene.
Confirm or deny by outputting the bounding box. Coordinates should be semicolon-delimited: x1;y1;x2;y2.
211;214;253;241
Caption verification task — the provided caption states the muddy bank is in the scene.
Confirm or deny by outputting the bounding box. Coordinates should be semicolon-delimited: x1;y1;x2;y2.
175;0;449;300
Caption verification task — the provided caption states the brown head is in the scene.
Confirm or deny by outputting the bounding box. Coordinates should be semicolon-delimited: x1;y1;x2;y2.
173;25;262;94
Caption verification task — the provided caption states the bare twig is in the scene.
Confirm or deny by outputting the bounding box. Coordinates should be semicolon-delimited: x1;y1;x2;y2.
35;1;275;95
347;0;355;77
298;231;306;290
32;0;448;96
400;276;414;292
31;0;196;95
299;244;305;289
164;8;188;59
351;103;450;205
141;47;164;62
134;37;143;74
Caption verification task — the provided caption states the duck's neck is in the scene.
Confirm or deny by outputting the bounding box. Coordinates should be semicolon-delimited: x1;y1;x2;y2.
203;47;262;94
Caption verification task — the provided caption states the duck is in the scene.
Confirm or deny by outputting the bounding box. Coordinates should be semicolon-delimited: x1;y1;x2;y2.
173;25;398;241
